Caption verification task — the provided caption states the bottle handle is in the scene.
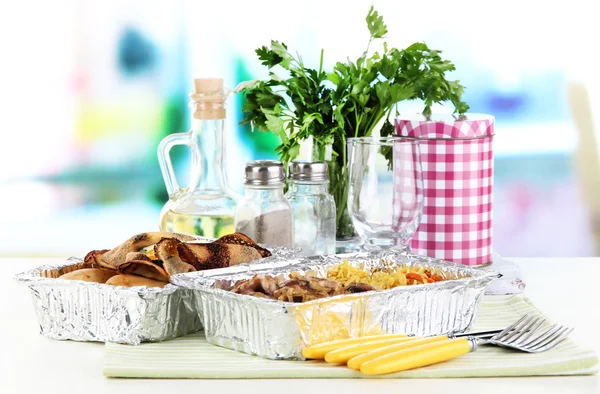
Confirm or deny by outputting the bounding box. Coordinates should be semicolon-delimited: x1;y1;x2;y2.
158;131;193;198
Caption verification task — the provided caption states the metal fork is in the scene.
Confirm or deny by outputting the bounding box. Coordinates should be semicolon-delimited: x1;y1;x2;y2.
475;314;574;353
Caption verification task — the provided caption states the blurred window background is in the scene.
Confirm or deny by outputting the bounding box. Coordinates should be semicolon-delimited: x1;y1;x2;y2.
0;0;598;257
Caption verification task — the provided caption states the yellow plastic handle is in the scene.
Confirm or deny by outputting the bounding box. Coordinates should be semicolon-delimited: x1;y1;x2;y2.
302;334;411;360
347;335;448;370
360;338;472;375
324;337;417;364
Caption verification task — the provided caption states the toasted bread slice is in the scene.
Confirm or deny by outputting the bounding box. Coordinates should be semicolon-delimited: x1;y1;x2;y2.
154;238;198;277
84;249;112;269
59;268;118;284
84;232;196;269
184;242;263;269
106;274;167;288
118;259;170;282
213;232;272;257
153;238;263;275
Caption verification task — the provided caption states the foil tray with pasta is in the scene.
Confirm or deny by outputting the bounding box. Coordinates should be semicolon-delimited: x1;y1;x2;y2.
14;241;300;345
172;250;501;360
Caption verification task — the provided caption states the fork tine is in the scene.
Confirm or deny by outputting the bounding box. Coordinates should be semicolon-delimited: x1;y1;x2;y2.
492;315;529;340
521;324;562;349
542;327;574;351
526;325;565;349
503;317;543;345
492;314;529;341
510;317;545;345
497;315;535;343
529;327;573;352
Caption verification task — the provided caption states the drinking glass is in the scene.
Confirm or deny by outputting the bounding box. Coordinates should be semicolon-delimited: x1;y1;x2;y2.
348;137;423;250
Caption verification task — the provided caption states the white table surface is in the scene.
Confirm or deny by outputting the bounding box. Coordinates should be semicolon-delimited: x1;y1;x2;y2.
1;257;599;394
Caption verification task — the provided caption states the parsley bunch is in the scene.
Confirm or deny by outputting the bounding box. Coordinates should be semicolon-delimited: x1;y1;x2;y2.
238;6;469;239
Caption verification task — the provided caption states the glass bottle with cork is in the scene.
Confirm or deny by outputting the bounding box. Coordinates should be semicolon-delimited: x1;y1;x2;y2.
157;78;238;238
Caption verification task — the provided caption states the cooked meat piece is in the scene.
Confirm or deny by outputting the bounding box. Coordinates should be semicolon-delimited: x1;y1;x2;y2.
232;274;283;296
279;279;310;290
308;277;345;294
243;291;275;299
232;275;261;294
259;275;282;295
345;282;376;293
274;279;328;302
214;279;235;291
288;273;347;295
274;285;309;302
230;274;377;302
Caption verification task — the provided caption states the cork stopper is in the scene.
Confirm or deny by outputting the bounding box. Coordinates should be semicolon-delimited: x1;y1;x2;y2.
190;78;227;120
193;78;223;94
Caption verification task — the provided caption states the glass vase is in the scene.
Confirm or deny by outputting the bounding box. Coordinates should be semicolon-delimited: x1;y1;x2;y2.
312;141;362;253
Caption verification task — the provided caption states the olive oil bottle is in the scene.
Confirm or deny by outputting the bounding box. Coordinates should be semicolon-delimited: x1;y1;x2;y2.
158;78;238;238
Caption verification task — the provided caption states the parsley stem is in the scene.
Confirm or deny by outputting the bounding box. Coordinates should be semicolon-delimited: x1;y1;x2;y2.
319;48;324;76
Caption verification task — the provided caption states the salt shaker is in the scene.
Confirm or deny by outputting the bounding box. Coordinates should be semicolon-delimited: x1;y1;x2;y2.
234;160;294;247
286;161;336;256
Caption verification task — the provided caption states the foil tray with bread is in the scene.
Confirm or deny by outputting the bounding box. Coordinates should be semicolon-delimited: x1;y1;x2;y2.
15;231;299;345
172;250;500;360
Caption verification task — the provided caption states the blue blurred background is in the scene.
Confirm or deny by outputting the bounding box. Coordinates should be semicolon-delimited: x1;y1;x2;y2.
0;0;598;257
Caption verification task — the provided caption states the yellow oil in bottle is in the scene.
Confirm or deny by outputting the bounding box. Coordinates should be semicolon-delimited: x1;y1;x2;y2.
160;211;235;238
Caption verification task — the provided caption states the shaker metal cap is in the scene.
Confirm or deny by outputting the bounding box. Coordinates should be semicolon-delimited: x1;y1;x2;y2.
288;161;329;182
245;160;285;186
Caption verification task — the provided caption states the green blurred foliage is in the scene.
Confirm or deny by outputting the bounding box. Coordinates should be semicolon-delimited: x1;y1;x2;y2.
233;56;281;158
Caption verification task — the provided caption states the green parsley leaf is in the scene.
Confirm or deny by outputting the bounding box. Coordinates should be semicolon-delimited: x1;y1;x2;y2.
366;6;388;39
238;6;470;233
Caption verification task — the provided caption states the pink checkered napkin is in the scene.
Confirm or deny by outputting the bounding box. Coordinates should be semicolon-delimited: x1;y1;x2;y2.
395;114;495;266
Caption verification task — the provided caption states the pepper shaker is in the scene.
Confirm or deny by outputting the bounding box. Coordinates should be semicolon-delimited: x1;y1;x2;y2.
286;161;336;256
234;160;294;247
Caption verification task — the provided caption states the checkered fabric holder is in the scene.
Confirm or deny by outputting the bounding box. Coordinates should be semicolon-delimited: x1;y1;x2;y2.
395;114;495;266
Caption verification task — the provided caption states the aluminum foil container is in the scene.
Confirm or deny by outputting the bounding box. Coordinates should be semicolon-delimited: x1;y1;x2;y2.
172;250;500;360
15;258;200;345
15;243;300;345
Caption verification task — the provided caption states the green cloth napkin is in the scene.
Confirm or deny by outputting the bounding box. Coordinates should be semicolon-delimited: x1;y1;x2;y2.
103;295;598;378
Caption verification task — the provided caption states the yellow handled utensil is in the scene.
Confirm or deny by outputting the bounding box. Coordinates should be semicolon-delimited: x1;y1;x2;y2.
359;314;574;375
360;337;471;375
346;335;448;370
302;328;501;360
324;336;419;364
302;333;411;360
